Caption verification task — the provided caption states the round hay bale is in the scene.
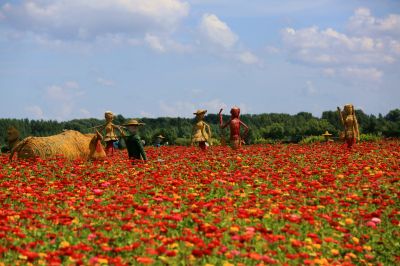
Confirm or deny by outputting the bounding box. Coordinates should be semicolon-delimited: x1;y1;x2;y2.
12;130;104;160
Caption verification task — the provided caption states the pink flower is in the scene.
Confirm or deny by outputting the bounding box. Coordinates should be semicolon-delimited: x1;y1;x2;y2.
93;189;103;195
371;217;381;224
246;226;256;233
101;182;110;187
230;250;240;256
87;233;97;240
366;221;376;228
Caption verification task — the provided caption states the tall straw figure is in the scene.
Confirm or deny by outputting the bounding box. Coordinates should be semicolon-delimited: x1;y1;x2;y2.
98;111;124;155
191;109;212;150
219;107;249;150
337;104;360;149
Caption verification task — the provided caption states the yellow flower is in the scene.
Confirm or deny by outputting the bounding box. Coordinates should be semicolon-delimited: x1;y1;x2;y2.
312;243;321;249
159;256;169;263
345;252;357;259
18;255;27;260
97;258;108;264
230;226;240;232
223;262;234;266
331;249;339;255
314;258;329;265
184;241;194;247
169;242;179;249
363;245;372;251
345;218;354;225
59;240;70;248
352;237;359;244
188;255;196;262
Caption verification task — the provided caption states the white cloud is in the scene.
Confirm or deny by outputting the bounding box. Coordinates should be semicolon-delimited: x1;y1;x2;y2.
97;77;115;87
321;66;383;82
65;81;80;89
1;0;189;41
79;108;91;117
348;7;400;37
140;111;155;118
44;81;85;120
46;81;84;101
199;13;238;49
159;100;196;117
305;80;317;95
265;45;280;54
340;67;383;82
190;89;203;96
145;33;166;52
25;105;44;119
201;99;227;112
282;8;400;66
198;13;261;66
237;51;260;65
322;68;336;77
281;26;398;66
144;33;193;53
281;8;400;84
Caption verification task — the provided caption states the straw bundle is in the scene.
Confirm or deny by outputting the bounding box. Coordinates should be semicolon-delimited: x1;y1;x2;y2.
10;130;106;160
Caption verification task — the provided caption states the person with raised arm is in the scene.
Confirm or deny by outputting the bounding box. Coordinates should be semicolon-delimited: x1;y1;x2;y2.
219;107;249;150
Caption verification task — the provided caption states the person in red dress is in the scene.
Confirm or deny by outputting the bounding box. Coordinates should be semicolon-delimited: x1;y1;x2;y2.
219;107;249;149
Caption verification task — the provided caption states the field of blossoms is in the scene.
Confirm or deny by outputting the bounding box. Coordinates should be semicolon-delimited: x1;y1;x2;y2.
0;141;399;265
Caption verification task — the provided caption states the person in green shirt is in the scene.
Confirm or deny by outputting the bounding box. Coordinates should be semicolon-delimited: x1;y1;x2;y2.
121;119;147;161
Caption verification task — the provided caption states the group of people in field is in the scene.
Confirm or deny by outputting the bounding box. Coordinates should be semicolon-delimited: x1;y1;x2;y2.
2;103;360;162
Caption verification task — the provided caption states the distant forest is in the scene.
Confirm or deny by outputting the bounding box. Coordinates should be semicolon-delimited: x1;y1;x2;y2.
1;108;399;146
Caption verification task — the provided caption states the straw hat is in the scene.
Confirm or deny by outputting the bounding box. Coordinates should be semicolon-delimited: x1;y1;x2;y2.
157;135;165;139
322;131;332;136
122;119;145;126
193;109;207;115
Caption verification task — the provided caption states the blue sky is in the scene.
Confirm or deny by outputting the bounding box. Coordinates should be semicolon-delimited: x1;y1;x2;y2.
0;0;399;120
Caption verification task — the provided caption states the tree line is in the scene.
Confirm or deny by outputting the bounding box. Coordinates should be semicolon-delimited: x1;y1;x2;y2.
1;108;399;146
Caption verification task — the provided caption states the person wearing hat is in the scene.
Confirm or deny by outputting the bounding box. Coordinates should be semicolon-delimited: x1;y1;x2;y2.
191;109;212;150
337;104;360;148
322;130;333;142
154;134;165;147
121;119;147;161
96;111;124;155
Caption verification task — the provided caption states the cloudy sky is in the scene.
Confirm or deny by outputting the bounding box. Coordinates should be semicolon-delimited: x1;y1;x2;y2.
0;0;399;120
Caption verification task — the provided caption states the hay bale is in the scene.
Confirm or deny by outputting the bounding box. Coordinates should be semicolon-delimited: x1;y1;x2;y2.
10;130;106;161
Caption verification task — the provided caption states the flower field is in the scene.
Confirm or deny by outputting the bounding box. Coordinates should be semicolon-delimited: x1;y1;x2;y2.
0;141;399;265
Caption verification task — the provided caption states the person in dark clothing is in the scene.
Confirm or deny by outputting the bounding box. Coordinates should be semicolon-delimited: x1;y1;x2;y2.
122;119;147;161
154;135;165;147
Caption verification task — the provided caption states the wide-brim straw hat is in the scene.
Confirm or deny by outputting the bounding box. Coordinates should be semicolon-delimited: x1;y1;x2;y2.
122;119;145;126
193;109;207;115
157;135;165;139
322;131;332;136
